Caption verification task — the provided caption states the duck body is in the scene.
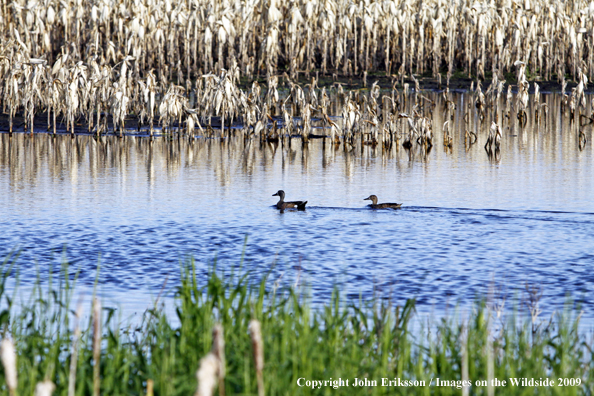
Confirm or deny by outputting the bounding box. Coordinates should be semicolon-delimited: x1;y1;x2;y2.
364;195;402;209
273;190;307;211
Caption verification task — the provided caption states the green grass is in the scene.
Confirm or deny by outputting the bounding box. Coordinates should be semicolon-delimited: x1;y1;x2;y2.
0;254;592;396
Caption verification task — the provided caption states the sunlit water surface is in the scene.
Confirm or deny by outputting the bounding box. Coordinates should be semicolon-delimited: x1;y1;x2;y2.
1;92;593;325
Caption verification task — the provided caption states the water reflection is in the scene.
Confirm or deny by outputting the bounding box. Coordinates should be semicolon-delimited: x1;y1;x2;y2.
0;91;593;324
2;92;591;180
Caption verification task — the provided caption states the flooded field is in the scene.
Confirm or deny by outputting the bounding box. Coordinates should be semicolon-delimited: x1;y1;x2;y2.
1;90;593;324
3;0;594;392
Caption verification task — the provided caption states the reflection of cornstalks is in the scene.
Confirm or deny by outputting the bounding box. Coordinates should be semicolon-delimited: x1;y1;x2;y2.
465;130;477;146
485;121;501;152
579;129;587;150
443;120;452;148
580;113;594;126
475;83;485;121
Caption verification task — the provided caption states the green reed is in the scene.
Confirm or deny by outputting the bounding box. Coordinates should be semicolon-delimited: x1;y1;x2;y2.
0;254;592;396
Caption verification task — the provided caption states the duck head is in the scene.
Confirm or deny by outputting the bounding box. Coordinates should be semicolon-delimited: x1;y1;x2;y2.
364;195;378;205
272;190;285;199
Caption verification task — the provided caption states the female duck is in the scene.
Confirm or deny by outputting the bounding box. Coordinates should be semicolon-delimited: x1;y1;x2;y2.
273;190;307;211
364;195;402;209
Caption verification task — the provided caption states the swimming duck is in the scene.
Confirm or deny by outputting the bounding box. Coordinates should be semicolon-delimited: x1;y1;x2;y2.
364;195;402;209
272;190;307;211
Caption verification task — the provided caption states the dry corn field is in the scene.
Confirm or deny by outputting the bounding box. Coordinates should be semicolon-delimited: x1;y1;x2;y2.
0;0;593;151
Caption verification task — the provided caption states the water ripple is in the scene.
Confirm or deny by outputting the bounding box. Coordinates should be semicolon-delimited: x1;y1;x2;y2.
1;121;594;322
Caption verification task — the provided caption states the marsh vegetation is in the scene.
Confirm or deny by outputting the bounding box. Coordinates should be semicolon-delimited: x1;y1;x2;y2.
0;0;593;154
2;0;594;392
0;258;593;396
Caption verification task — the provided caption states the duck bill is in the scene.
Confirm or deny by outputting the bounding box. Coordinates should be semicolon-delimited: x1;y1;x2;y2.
363;197;370;200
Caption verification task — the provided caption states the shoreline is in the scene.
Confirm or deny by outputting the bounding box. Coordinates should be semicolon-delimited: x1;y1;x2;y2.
0;75;588;137
254;72;591;94
0;261;591;395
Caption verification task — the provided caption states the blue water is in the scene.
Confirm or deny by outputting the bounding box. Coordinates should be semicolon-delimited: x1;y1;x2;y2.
1;92;593;324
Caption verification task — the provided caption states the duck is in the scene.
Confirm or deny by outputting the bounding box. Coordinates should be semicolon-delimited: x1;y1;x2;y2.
272;190;307;211
364;195;402;209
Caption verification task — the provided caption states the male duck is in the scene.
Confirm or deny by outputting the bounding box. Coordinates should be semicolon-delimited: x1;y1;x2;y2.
364;195;402;209
273;190;307;211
